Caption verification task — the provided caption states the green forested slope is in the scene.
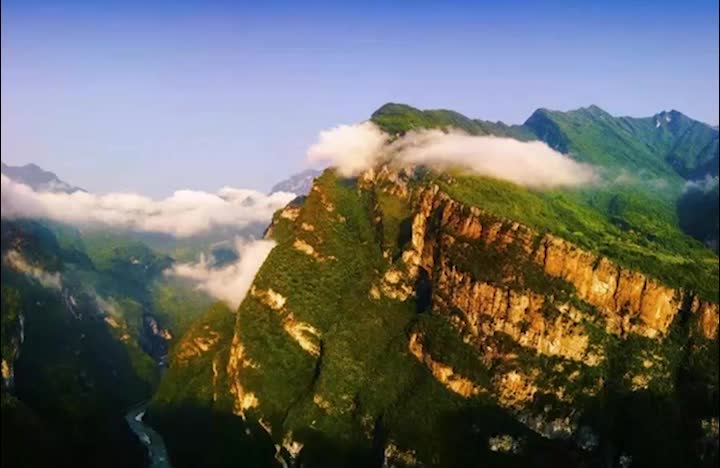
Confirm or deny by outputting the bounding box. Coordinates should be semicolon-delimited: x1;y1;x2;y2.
0;219;213;467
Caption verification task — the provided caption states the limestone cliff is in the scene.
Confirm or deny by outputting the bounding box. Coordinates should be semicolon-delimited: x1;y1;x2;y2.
399;184;719;341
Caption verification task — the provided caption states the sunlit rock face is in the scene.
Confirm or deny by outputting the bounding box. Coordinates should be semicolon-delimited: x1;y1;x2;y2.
404;184;718;341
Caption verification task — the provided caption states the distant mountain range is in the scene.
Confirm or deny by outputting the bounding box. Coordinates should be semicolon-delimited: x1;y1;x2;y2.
2;159;322;199
372;103;719;181
270;168;323;195
372;104;719;251
1;162;84;193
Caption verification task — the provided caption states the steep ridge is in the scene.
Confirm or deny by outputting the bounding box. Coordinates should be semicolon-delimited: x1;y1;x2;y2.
1;161;84;193
151;165;719;467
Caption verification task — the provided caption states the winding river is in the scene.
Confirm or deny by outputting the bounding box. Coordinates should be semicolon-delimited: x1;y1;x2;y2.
125;404;173;468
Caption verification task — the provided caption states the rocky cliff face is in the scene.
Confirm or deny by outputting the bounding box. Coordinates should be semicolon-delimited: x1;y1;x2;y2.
399;184;718;341
354;175;716;437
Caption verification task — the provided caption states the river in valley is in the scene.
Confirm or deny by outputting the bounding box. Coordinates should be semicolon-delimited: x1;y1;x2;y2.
125;404;173;468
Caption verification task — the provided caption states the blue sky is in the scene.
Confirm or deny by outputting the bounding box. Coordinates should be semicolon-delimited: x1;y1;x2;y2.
2;0;718;196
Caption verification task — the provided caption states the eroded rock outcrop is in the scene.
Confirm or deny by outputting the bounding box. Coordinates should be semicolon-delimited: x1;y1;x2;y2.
250;286;321;356
408;332;484;397
227;332;260;417
435;255;602;365
691;298;720;339
176;326;222;364
537;235;680;338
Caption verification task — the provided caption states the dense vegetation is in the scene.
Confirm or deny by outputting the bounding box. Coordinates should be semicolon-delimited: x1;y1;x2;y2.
1;221;150;467
0;219;214;467
152;166;718;467
148;302;280;467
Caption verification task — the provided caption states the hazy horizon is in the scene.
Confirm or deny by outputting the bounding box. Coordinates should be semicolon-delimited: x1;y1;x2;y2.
2;0;718;196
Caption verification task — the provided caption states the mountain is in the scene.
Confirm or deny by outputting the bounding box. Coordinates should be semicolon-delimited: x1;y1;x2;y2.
0;218;215;467
372;103;720;251
371;103;537;141
271;169;323;196
524;106;719;180
372;103;719;183
149;105;719;468
1;162;84;193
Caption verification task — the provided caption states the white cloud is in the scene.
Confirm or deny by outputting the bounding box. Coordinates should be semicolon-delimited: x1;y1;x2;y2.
610;169;669;190
684;175;719;193
4;250;62;290
1;174;296;237
93;293;120;317
166;238;276;308
307;122;389;177
306;122;597;188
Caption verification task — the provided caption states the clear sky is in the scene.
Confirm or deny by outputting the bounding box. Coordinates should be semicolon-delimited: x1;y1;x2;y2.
2;0;718;196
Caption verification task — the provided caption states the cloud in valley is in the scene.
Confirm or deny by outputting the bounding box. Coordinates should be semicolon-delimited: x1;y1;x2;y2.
4;250;62;290
166;238;276;308
683;175;719;193
307;122;597;188
1;174;296;237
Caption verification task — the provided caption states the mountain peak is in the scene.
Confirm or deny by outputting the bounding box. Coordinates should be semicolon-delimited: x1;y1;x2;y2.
270;168;323;196
573;105;613;119
584;104;606;113
371;102;421;118
1;161;84;193
528;105;609;117
528;106;553;116
650;109;697;131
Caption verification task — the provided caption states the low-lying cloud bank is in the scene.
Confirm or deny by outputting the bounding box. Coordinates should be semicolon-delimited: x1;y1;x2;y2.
4;250;62;290
307;122;597;188
1;174;295;237
166;238;276;308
